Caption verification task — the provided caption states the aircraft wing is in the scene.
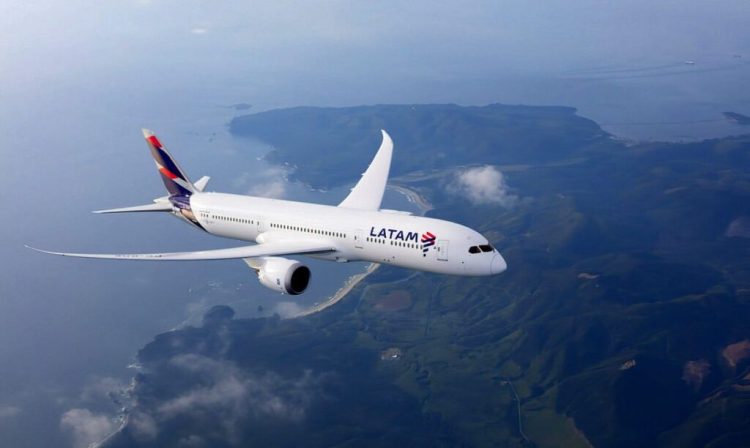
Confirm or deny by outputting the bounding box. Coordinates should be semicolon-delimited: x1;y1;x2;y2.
26;240;335;261
93;202;173;214
338;130;393;211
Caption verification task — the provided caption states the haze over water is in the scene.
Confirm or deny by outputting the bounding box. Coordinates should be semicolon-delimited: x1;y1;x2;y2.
1;1;749;446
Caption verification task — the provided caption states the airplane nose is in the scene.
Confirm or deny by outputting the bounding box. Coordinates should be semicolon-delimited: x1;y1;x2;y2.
491;254;507;274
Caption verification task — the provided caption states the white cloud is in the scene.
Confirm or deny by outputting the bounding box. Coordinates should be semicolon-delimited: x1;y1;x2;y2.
726;216;750;238
80;376;127;403
60;408;117;448
129;411;159;441
190;27;209;35
0;405;21;418
273;301;305;319
158;371;246;416
248;180;286;199
232;172;253;189
160;354;318;421
234;167;288;199
144;354;325;444
450;165;518;208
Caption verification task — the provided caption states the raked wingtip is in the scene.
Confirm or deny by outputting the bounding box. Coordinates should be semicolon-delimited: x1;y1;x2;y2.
25;245;45;253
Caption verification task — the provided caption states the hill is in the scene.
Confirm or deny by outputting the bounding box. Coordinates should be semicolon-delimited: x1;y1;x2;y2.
229;104;615;188
106;104;750;447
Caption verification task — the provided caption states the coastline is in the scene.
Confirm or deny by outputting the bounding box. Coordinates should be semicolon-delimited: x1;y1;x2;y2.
388;184;434;214
294;262;381;318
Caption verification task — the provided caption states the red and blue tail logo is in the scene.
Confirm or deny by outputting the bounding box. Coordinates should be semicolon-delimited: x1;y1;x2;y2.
143;129;195;196
421;232;436;253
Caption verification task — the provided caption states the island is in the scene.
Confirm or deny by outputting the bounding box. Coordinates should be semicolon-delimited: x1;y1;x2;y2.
104;104;750;448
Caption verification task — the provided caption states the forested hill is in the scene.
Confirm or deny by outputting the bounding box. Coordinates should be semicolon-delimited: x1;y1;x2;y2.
229;103;616;188
107;105;750;447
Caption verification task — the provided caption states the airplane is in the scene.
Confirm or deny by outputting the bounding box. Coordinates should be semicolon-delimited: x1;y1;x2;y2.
28;129;507;295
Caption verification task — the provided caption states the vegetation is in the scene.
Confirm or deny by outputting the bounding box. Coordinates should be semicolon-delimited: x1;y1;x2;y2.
229;104;615;189
107;105;750;447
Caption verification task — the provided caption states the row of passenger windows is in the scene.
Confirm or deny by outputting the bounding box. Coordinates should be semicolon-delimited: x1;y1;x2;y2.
366;237;420;250
214;215;254;225
212;216;347;239
468;244;494;254
270;222;345;239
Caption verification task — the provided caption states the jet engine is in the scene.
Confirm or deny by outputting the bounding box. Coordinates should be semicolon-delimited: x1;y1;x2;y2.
248;257;311;295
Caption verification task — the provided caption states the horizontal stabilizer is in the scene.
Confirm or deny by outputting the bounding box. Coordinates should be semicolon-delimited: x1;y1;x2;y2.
194;176;210;192
25;240;335;261
93;202;172;214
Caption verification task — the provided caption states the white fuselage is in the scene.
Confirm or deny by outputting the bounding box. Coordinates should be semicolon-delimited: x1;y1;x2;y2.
187;192;506;276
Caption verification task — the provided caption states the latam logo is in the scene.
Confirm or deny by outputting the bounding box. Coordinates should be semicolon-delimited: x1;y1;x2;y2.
370;227;419;242
421;232;436;253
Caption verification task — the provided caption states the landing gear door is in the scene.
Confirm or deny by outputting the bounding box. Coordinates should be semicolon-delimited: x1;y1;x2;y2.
436;240;449;261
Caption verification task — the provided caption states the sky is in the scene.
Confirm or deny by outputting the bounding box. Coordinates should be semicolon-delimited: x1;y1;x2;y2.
3;1;749;116
1;1;749;446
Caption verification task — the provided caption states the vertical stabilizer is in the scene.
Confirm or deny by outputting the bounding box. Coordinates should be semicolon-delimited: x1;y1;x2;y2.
142;129;195;196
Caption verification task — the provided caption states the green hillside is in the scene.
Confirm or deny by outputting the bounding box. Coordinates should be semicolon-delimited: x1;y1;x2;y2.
229;104;615;188
107;105;750;447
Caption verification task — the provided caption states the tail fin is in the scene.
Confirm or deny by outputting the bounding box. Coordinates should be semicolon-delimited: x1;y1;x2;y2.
142;129;195;196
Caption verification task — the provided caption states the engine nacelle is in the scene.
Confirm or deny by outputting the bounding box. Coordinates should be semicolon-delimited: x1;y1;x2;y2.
252;257;311;295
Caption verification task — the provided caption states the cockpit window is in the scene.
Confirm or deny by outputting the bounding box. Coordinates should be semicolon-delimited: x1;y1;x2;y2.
479;244;493;252
468;246;481;254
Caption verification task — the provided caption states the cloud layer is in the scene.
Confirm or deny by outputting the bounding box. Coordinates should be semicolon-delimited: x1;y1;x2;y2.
234;166;289;199
272;301;305;319
60;408;117;448
450;165;518;208
120;353;327;445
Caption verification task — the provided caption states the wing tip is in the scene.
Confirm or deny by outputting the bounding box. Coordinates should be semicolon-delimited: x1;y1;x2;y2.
380;129;393;149
25;245;56;256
